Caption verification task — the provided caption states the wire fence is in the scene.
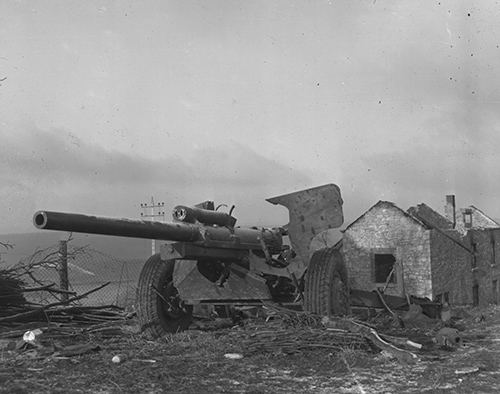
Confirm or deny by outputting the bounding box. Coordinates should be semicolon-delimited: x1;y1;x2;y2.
16;243;144;310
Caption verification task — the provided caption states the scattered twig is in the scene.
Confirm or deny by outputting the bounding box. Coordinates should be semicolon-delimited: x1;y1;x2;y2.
322;316;419;364
0;241;13;249
0;282;110;323
20;283;77;296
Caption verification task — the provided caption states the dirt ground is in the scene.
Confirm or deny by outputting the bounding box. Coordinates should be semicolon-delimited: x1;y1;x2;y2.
1;306;499;394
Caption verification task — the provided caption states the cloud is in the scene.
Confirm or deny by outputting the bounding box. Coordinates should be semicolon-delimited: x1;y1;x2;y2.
335;103;500;225
0;127;311;232
3;1;500;234
1;127;309;187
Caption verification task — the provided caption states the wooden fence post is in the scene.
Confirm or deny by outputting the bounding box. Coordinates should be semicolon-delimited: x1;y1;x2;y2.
58;240;69;301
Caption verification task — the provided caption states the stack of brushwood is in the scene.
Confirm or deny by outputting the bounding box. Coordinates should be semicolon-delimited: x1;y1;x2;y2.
235;303;369;356
0;305;134;340
0;278;133;338
0;262;132;339
0;268;27;317
235;303;420;364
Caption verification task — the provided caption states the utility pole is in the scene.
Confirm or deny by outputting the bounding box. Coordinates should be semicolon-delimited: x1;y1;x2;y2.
140;197;165;255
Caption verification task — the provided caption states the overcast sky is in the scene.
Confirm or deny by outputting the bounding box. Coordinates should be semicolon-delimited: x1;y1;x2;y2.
1;0;500;234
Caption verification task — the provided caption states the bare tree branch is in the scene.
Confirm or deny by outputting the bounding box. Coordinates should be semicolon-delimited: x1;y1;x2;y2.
0;241;13;250
0;282;111;323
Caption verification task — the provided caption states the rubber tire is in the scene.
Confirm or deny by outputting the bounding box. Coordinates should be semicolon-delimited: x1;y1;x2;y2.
136;254;193;337
304;248;350;316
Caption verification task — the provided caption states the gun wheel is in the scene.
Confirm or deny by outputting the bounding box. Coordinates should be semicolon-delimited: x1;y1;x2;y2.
136;254;193;337
304;247;350;316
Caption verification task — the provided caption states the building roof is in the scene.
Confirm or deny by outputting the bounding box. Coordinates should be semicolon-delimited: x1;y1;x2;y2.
343;200;473;254
407;203;454;230
342;200;430;233
468;205;500;227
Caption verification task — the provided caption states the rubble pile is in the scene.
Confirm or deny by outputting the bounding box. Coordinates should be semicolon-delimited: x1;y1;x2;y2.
0;261;134;345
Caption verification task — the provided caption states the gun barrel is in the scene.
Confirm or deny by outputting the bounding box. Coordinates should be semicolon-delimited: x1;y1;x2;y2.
33;211;202;242
173;205;236;227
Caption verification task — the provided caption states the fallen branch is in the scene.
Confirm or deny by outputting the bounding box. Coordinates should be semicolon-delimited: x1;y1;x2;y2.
375;289;404;328
381;266;395;293
322;316;419;364
0;282;110;323
263;302;419;363
20;283;77;296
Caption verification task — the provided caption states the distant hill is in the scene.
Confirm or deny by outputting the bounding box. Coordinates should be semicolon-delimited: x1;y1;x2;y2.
0;228;344;307
1;227;345;266
0;232;153;266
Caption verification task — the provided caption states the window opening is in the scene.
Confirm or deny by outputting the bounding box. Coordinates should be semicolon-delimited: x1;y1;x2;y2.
374;254;396;283
443;292;449;303
472;242;477;268
464;209;473;229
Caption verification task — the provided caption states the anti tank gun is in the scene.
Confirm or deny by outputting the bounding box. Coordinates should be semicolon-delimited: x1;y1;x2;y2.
33;184;349;337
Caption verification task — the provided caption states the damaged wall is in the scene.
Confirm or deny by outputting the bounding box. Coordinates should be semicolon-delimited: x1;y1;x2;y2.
430;229;472;305
467;228;500;306
342;202;433;299
343;196;500;307
453;207;498;234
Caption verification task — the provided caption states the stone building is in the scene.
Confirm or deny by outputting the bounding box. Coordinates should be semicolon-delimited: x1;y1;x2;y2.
342;201;472;305
341;195;500;306
443;195;499;234
467;228;500;305
443;195;500;306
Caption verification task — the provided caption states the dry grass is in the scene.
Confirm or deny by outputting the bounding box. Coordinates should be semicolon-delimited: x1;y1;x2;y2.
0;306;500;393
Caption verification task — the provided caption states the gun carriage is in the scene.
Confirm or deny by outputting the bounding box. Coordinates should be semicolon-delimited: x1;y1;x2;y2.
33;184;349;337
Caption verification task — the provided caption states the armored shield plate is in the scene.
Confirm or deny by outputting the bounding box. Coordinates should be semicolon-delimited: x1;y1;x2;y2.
266;184;344;267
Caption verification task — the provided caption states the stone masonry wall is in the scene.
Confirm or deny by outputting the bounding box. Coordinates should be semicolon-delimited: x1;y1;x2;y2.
467;229;500;306
455;207;499;233
343;202;432;299
429;229;472;305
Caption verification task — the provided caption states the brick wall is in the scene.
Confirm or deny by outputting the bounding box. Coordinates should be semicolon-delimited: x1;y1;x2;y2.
342;202;432;298
429;229;472;305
